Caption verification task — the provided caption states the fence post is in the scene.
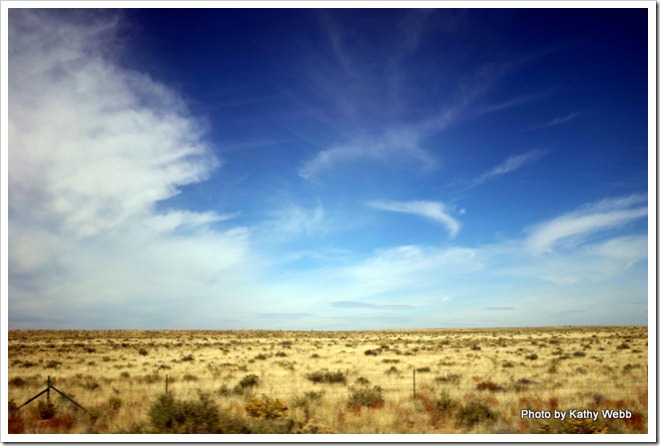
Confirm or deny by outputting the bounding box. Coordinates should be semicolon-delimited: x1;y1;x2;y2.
17;375;85;412
165;374;169;394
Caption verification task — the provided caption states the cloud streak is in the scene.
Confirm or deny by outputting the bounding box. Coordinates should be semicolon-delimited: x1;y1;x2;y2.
530;111;582;130
368;200;461;237
525;194;647;254
468;149;546;189
298;127;436;181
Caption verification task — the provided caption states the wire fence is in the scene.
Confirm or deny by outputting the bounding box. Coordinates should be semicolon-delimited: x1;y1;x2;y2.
155;369;648;400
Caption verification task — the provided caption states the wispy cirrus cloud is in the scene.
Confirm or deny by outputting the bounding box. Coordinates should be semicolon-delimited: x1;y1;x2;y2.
525;194;647;255
368;200;461;237
298;126;437;181
530;111;582;130
467;149;546;189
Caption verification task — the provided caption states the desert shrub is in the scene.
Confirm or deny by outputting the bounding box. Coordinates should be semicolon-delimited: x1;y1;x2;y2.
107;396;122;411
456;400;497;428
382;358;400;364
138;348;149;356
306;370;346;384
291;391;324;408
476;380;504;392
501;361;514;368
623;363;642;373
37;400;56;420
525;353;538;361
217;384;233;397
8;400;19;415
616;343;631;350
573;351;586;357
435;373;461;384
9;377;26;387
416;366;431;373
183;373;198;382
435;390;457;412
239;374;259;389
181;354;195;362
244;394;288;419
82;380;101;391
148;392;220;434
254;354;267;361
275;351;287;357
355;376;370;385
364;349;379;356
347;386;384;409
385;366;399;375
513;378;535;391
44;360;61;369
470;344;481;351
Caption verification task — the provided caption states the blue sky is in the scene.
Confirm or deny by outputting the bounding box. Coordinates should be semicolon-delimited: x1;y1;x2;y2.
5;5;652;330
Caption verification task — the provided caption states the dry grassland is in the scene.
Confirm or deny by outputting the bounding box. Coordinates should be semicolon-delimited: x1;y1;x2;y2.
6;326;648;434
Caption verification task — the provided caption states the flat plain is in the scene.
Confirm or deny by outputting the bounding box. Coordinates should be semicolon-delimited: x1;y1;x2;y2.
6;326;648;434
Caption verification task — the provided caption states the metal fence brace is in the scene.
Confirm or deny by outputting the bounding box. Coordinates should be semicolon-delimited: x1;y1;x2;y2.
17;376;85;411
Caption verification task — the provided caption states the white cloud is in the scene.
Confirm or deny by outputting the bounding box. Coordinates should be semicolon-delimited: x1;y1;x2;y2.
264;202;326;237
469;149;545;188
298;127;436;181
369;200;460;237
9;11;219;239
525;195;647;254
8;10;251;328
530;111;581;130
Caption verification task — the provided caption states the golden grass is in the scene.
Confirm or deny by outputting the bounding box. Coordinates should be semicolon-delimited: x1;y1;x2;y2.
7;326;648;434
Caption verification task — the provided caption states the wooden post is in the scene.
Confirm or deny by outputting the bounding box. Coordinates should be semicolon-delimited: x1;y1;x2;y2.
165;374;169;394
47;376;51;404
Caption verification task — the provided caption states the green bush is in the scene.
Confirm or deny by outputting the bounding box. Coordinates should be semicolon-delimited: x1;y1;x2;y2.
291;391;324;409
239;374;259;389
306;370;346;384
456;400;497;428
435;390;457;412
347;386;384;409
148;392;220;434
